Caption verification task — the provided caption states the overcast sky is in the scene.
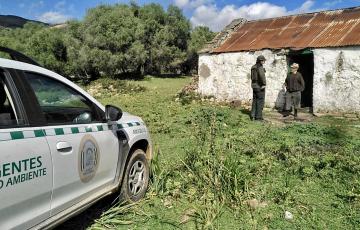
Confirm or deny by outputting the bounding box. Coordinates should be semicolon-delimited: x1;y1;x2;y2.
0;0;359;31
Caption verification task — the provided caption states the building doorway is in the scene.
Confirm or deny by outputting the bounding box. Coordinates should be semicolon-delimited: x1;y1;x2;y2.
287;50;314;111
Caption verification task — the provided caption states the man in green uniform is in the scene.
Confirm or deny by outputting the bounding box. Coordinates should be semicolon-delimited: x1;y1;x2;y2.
284;63;305;117
250;55;266;121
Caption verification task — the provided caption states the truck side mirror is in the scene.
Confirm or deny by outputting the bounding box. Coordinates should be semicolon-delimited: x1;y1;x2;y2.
105;105;123;121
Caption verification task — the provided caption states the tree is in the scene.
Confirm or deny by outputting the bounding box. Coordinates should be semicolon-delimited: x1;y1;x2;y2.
27;27;68;75
65;4;147;79
0;3;215;79
0;23;68;76
137;3;167;74
184;26;216;74
137;4;190;74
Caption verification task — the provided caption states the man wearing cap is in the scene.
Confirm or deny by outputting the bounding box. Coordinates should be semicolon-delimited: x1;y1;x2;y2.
250;55;267;121
284;63;305;118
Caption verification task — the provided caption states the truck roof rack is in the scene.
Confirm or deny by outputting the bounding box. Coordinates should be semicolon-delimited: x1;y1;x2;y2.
0;46;41;67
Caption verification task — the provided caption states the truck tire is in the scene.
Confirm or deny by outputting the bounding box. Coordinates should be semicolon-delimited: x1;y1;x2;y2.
120;149;149;202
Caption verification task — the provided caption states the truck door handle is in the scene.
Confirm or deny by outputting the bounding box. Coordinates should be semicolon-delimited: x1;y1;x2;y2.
56;142;73;153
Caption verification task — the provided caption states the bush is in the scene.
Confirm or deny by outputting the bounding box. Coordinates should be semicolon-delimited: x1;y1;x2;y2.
85;78;146;98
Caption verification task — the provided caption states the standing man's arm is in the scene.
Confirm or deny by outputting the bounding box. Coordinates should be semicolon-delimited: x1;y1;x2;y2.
299;73;305;91
251;67;257;82
284;74;289;90
258;67;266;88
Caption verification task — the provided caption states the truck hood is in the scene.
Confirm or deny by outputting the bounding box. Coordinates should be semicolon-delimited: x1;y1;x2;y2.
119;112;144;124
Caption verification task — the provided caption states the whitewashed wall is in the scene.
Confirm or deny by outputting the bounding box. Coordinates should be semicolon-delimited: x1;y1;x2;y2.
313;47;360;113
198;47;360;113
198;50;288;107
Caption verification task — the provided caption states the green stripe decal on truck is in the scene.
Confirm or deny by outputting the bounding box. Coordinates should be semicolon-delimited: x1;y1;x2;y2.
34;129;45;137
0;122;142;142
10;131;24;140
71;127;79;134
55;128;64;135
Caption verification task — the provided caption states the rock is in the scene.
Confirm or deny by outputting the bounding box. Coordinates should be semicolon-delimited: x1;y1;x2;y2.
247;199;259;209
180;209;196;224
178;76;199;95
284;211;293;220
344;113;358;119
230;100;242;108
259;201;268;208
246;199;268;210
163;197;172;208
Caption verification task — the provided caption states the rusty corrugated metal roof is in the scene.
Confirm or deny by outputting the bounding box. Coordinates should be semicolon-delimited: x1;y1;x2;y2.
213;7;360;53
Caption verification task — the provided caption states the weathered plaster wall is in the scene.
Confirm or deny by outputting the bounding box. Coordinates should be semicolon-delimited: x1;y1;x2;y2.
198;50;288;107
199;47;360;112
313;47;360;113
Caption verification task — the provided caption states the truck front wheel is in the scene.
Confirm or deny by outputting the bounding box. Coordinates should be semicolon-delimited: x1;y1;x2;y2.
120;149;150;202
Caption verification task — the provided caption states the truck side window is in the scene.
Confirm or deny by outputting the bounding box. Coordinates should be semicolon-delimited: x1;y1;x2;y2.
25;72;103;125
0;73;22;128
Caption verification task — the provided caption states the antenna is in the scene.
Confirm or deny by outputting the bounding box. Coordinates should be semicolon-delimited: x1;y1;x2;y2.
0;47;41;66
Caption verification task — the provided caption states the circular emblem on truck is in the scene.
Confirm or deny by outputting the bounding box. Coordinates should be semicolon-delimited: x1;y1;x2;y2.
78;135;100;183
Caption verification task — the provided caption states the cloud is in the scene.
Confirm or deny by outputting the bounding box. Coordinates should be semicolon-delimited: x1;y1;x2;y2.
55;1;67;11
324;0;343;7
28;0;45;15
191;2;287;31
37;11;71;24
34;1;74;24
289;0;315;14
174;0;211;9
174;0;189;8
190;1;320;31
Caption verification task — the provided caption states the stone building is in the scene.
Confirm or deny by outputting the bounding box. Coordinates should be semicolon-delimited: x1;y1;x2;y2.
198;7;360;113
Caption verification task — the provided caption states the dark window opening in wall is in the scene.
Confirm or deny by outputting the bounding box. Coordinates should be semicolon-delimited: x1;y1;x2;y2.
287;50;314;112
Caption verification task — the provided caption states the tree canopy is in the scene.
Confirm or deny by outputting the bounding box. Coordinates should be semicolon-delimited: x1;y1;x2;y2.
0;3;216;80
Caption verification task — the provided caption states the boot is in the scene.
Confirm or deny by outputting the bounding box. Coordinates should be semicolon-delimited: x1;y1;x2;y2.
283;110;290;117
294;109;298;118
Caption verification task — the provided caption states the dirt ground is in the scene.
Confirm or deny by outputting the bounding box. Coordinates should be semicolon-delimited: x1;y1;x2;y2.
264;108;315;125
55;194;119;230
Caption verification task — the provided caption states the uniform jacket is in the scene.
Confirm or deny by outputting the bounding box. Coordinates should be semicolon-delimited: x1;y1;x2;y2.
285;72;305;92
251;63;266;89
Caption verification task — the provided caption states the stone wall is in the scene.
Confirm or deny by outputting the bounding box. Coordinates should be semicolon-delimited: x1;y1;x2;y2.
198;50;288;107
313;47;360;113
198;47;360;113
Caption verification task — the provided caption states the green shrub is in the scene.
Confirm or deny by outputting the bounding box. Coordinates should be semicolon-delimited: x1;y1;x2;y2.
85;78;146;98
165;107;360;228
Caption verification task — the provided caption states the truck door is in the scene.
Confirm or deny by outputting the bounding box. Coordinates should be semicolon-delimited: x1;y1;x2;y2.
23;71;120;216
0;69;53;229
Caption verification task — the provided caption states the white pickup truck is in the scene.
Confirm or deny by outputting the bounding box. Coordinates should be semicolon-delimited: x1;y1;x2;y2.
0;47;152;229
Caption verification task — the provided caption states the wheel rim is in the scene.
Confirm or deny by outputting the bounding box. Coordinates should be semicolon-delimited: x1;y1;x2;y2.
128;160;146;196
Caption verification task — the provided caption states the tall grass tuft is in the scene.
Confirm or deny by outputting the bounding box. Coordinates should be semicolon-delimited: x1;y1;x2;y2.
177;108;360;228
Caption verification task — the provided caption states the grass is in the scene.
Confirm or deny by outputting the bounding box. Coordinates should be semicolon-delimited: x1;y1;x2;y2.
85;76;359;229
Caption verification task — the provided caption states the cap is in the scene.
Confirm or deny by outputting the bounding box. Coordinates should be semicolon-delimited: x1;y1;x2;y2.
290;63;299;69
257;55;266;61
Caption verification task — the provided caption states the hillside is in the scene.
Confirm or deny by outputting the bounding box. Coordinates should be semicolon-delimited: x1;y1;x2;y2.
0;15;48;28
